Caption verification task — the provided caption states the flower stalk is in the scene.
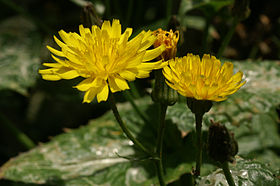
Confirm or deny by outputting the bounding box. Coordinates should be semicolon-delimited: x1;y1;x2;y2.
221;161;236;186
109;93;151;155
187;98;212;177
194;113;203;177
155;104;168;186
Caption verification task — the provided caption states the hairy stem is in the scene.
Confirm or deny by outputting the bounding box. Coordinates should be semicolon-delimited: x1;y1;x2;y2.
195;113;203;177
155;104;168;186
221;161;236;186
109;94;151;155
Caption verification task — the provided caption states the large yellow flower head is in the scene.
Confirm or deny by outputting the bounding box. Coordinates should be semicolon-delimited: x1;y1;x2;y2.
163;54;246;102
39;19;165;103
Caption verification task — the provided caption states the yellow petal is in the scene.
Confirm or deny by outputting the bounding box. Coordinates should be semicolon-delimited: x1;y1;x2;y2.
38;68;56;74
79;25;85;37
41;74;61;81
111;19;121;38
143;45;165;62
42;63;62;68
83;87;99;103
51;55;67;66
56;68;79;79
97;84;109;102
58;30;70;44
53;35;66;49
75;78;95;91
119;70;137;81
101;20;111;34
108;75;129;92
47;46;65;57
119;28;132;44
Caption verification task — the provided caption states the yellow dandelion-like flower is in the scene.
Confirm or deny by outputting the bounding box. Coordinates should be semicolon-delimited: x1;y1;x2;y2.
39;19;166;103
163;54;246;102
152;28;179;60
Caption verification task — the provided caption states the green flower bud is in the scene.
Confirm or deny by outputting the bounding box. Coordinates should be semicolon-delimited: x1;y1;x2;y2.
152;70;178;106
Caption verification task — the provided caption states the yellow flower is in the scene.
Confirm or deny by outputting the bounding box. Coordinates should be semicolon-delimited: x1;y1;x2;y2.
152;28;179;60
39;19;165;103
163;54;246;102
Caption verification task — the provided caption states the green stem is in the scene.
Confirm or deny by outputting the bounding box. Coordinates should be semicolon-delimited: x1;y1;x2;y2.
195;113;203;177
0;113;35;149
109;94;151;155
221;161;236;186
217;17;239;58
123;91;149;125
155;104;168;186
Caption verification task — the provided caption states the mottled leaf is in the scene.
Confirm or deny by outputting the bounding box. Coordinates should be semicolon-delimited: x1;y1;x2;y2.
0;16;41;95
198;158;280;186
0;98;191;185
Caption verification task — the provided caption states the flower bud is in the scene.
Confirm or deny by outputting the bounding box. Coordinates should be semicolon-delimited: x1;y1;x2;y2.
152;28;179;61
207;120;238;163
152;70;178;105
151;28;179;105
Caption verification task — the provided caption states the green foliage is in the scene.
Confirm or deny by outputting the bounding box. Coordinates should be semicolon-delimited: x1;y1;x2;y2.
1;61;279;185
198;158;280;186
0;99;191;185
0;16;41;95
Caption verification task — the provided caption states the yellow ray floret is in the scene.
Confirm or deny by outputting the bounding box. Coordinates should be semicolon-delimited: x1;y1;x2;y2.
39;19;166;103
163;54;246;102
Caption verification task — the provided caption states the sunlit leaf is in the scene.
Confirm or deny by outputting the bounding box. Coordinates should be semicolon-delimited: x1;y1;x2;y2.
198;158;280;186
0;16;41;95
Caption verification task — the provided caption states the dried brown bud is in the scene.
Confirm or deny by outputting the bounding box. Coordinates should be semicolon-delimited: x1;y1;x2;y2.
207;120;238;163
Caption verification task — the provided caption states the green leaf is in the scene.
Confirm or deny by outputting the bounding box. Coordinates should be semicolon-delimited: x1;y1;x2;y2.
0;16;41;95
0;99;192;185
198;158;280;186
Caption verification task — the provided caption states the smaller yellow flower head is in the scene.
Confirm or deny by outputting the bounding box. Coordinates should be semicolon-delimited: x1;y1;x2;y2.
163;54;246;102
152;28;179;60
39;19;166;103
